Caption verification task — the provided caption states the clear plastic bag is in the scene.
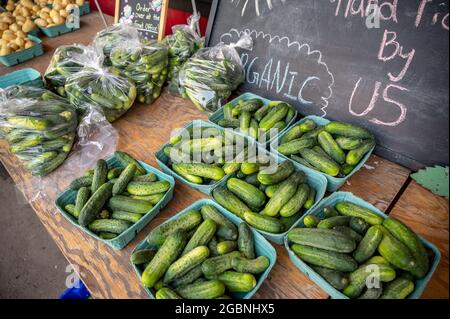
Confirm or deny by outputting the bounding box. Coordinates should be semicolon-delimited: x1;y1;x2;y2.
44;44;98;97
178;32;253;113
163;14;205;95
0;86;78;177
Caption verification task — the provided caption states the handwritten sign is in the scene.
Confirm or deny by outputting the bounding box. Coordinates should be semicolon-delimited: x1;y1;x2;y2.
115;0;169;41
207;0;449;170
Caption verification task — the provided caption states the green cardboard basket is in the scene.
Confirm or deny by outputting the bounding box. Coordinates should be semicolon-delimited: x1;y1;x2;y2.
39;22;80;38
270;115;375;192
55;155;175;250
0;68;43;89
0;35;43;67
131;198;277;299
284;192;442;299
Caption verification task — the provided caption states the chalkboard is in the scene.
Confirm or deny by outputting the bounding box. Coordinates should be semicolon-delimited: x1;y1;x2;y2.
115;0;169;40
207;0;449;170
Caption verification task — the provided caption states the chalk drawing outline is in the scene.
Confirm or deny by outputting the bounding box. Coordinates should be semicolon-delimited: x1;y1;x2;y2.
231;0;286;17
220;28;335;116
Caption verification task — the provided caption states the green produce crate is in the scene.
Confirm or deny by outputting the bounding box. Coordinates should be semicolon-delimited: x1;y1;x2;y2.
131;198;277;299
270;115;375;192
79;3;91;15
210;147;328;245
0;35;44;67
0;68;43;89
55;155;175;250
284;192;441;299
155;119;252;195
209;92;298;147
39;22;80;38
27;28;39;37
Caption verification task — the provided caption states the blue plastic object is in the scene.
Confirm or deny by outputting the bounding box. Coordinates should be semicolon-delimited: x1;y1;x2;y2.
55;155;175;250
59;280;90;299
210;147;327;245
209;92;298;147
270;115;375;192
39;23;80;38
284;192;442;299
0;35;44;67
131;199;277;299
0;68;43;89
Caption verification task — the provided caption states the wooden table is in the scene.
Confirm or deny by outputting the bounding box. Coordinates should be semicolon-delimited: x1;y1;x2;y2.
1;12;448;299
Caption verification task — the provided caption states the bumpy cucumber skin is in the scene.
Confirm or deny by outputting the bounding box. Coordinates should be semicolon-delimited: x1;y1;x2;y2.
317;216;351;229
291;244;358;272
146;210;202;246
377;231;417;272
172;163;225;181
335;202;384;225
303;215;321;228
201;205;238;241
259;103;288;131
108;195;153;214
142;231;187;288
201;251;242;277
257;161;295;186
216;271;257;293
111;211;143;223
278;137;316;156
131;193;164;205
156;287;182;299
280;183;310;217
299;148;340;177
171;264;204;288
312;266;349;291
133;173;158;183
216;241;237;255
75;187;90;217
238;223;255;259
333;226;363;242
182;219;217;255
69;176;93;190
88;219;131;234
244;211;284;234
227;178;266;209
318;131;346;164
349;217;370;235
346;139;375;166
288;228;356;253
107;167;124;180
65;204;77;218
112;164;137;195
91;159;108;194
115;151;146;175
353;225;384;263
163;246;210;284
127;181;170;196
344;263;396;298
324;122;373;139
383;218;429;278
335;137;362;150
358;286;383;299
176;280;226;299
232;256;270;274
380;277;415;299
212;188;250;219
78;183;113;227
172;163;203;184
131;249;157;265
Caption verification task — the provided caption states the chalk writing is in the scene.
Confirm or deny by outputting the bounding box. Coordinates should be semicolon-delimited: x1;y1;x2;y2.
117;0;163;39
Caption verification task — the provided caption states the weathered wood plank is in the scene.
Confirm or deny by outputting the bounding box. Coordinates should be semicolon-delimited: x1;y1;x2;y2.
389;181;449;299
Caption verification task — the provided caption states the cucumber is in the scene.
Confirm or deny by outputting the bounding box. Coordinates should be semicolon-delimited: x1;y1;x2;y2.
323;206;339;218
24;152;58;170
182;219;217;255
99;232;117;240
108;196;153;214
349;217;370;235
304;186;316;210
65;204;77;218
208;236;220;257
172;163;225;181
261;172;305;217
112;164;137;195
341;164;356;176
245;173;260;187
239;111;251;134
259;103;289;131
131;249;157;265
257;161;295;186
299;148;341;177
91;159;108;194
324;122;373;139
78;183;113;227
127;181;170;196
240;162;260;175
353;225;384;263
223;103;234;120
291;244;358;272
288;228;356;253
227;178;266;209
346;139;375;166
335;202;383;225
75;187;90;218
335;137;362;150
313;146;340;165
218;118;240;128
212;188;250;219
265;183;281;198
249;119;259;140
88;219;131;234
278;138;316;156
142;231;187;288
318;131;346;164
131;193;165;205
163;246;210;284
10;134;43;153
383;218;429;278
377;230;417;272
171;264;204;288
317;216;351;229
7;116;49;130
31;152;68;177
216;271;257;293
358;285;383;299
233;99;264;115
176;280;226;299
107;167;124;180
254;104;271;122
366;256;390;266
201;251;242;277
156;288;182;299
115;151;146;175
344;263;396;298
98;209;110;219
232;256;270;274
216;241;237;255
238;223;255;259
333;226;363;242
69;176;93;190
380;277;414;299
200;205;238;241
172;164;203;184
303;215;321;228
133;173;158;183
111;211;143;223
280;183;310;217
291;155;316;169
302;127;325;139
281;126;303;144
147;210;202;246
312;266;349;290
243;211;284;234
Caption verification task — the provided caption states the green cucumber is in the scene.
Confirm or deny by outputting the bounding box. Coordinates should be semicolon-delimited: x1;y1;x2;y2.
245;173;260;187
91;159;108;194
291;155;316;170
156;288;182;299
318;131;346;164
349;217;370;234
127;181;170;196
312;266;349;290
343;263;396;298
163;246;210;284
227;178;266;209
223;103;234;120
281;126;303;144
98;232;117;240
172;164;203;184
324;122;373;139
108;196;153;214
201;251;242;277
115;151;146;175
265;183;281;198
112;164;137;195
303;215;321;228
216;271;257;293
335;137;362;150
318;216;351;229
75;187;90;218
280;183;310;217
232;256;270;274
172;163;225;181
257;161;295;185
358;286;383;299
131;249;157;265
78;183;113;227
111;211;142;223
131;193;165;205
200;205;238;241
239;111;251;134
69;176;93;190
299;148;341;177
240;162;260;175
341;164;356;176
171;264;204;288
208;236;220;257
259;103;289;131
278;138;316;156
380;277;414;299
65;204;77;218
107;167;124;180
288;228;356;253
133;173;158;183
176;280;225;299
353;225;384;263
346;139;375;166
182;219;217;255
243;211;284;234
335;202;383;225
238;223;255;259
377;230;417;272
323;206;339;218
216;241;237;255
333;226;363;242
212;188;250;219
249;119;259;140
88;219;131;234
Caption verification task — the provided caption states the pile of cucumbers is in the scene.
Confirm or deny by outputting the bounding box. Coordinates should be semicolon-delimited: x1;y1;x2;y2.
0;86;77;176
110;40;168;105
277;119;375;177
44;44;94;97
288;202;431;299
217;99;296;142
63;151;171;239
133;204;270;299
178;54;245;113
64;65;137;122
213;160;317;234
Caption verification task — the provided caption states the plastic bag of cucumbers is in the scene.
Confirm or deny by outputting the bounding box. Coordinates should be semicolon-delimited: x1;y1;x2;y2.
109;37;168;105
178;32;253;113
44;44;99;97
0;86;77;177
163;14;204;95
64;54;137;123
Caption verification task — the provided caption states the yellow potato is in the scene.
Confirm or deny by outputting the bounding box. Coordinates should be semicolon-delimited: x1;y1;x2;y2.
34;18;48;27
22;0;35;10
39;11;50;19
0;23;8;31
16;30;26;38
0;45;12;56
2;16;14;25
17;21;24;27
59;10;69;18
25;40;34;49
50;9;60;20
32;5;40;12
6;4;15;12
2;32;16;41
15;16;26;22
76;0;85;6
0;39;7;47
7;42;19;51
52;16;65;25
41;7;51;13
21;7;31;17
46;17;53;24
14;37;25;48
9;23;20;32
22;19;36;33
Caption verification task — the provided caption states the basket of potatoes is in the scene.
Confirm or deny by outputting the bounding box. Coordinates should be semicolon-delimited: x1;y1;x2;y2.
35;0;84;37
1;1;39;37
